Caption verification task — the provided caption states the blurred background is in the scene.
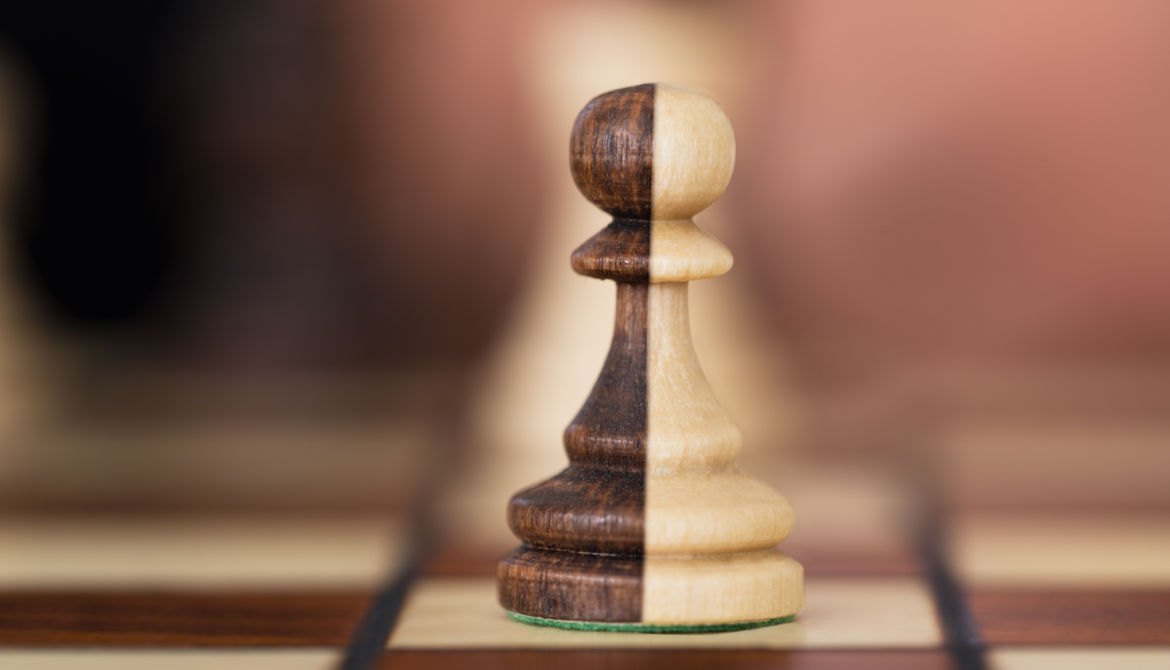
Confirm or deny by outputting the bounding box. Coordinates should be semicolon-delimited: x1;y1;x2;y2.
0;0;1168;576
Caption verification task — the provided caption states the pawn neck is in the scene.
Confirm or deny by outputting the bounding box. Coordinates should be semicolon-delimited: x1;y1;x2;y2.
565;218;741;471
571;218;733;282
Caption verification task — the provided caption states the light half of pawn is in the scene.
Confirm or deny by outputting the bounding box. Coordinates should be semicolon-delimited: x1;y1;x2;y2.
497;83;803;632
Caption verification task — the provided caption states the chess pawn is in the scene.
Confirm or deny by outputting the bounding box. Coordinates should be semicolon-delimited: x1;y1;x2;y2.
498;84;803;631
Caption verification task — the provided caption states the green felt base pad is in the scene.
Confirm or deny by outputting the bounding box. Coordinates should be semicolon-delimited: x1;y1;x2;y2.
507;611;796;634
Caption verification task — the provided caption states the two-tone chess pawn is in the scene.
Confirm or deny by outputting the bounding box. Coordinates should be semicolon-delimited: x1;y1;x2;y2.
498;84;803;631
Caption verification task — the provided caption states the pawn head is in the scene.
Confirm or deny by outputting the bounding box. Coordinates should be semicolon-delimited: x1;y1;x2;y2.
570;83;736;221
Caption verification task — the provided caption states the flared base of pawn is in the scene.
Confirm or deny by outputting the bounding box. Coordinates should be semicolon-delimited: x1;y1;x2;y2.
506;611;795;634
642;549;804;626
498;546;803;630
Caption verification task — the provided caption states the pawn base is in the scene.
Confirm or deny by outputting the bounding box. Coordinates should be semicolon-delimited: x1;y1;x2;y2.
498;546;803;630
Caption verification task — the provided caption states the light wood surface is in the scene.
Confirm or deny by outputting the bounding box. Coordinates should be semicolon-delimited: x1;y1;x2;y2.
645;282;740;470
990;648;1170;670
651;84;736;221
643;87;799;624
0;515;402;589
0;650;338;669
395;577;939;649
644;470;794;554
642;550;802;624
647;220;732;282
952;514;1170;587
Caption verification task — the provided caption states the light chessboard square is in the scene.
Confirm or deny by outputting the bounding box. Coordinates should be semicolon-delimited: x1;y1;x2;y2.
991;648;1170;670
0;515;404;589
388;577;941;649
0;650;338;670
952;515;1170;587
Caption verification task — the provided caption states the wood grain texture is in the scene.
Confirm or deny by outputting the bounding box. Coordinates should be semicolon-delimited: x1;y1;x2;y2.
497;547;641;623
401;577;938;648
506;466;643;554
644;282;740;472
969;589;1170;644
647;220;732;282
499;282;647;620
562;281;648;467
0;650;340;668
501;84;802;626
643;551;803;625
640;280;800;623
650;84;735;221
645;471;795;554
641;284;792;551
569;84;654;220
0;591;371;646
379;650;956;670
570;220;650;281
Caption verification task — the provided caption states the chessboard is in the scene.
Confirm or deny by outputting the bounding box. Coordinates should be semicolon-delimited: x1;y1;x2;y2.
1;460;1167;670
1;5;1168;667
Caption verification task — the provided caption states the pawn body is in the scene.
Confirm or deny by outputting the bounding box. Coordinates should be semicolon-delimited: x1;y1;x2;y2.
498;84;803;631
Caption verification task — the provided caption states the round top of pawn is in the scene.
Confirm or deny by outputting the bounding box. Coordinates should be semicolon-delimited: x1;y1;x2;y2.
570;83;735;221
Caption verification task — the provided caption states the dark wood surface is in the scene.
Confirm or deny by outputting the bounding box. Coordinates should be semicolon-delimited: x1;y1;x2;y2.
499;281;649;621
0;591;372;647
561;281;648;467
570;220;650;281
497;547;642;623
569;83;654;220
505;85;657;625
506;466;644;553
969;588;1170;644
